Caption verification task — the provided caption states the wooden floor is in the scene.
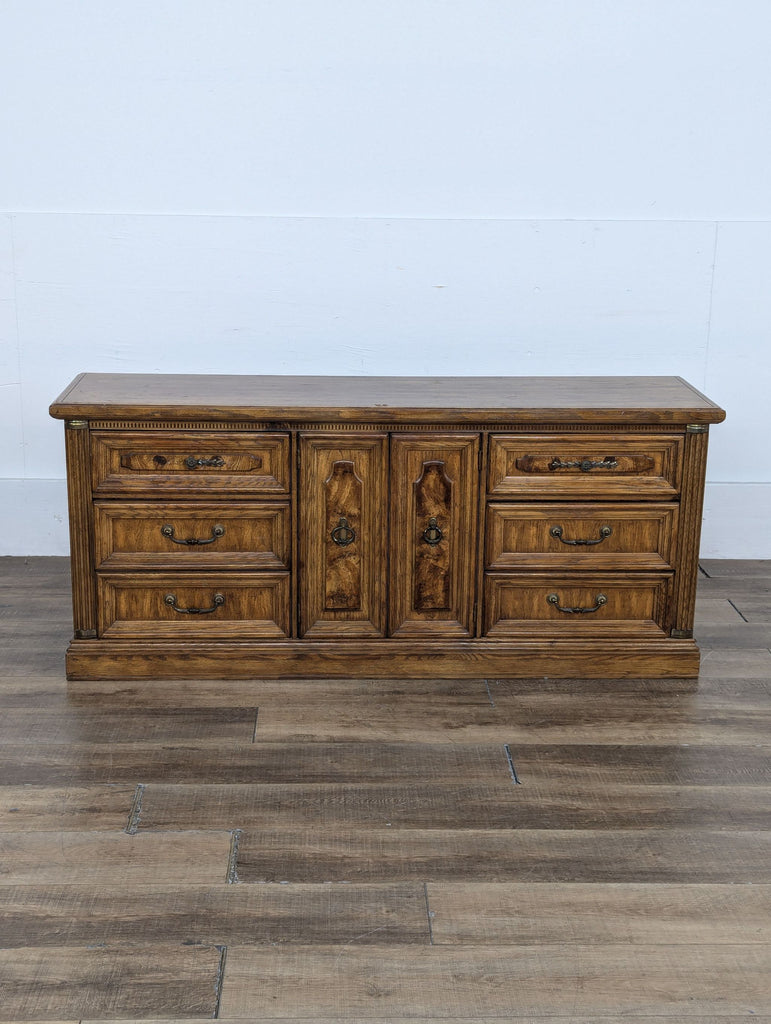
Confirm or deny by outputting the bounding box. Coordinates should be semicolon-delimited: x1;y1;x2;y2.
1;557;769;1022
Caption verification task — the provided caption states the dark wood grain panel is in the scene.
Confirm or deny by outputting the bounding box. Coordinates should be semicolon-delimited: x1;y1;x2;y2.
324;460;363;610
413;460;453;611
0;945;221;1020
219;944;768;1018
389;434;479;636
0;883;428;948
427;882;771;945
299;435;388;637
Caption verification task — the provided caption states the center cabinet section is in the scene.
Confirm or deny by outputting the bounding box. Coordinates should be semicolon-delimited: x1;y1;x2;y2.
298;433;480;639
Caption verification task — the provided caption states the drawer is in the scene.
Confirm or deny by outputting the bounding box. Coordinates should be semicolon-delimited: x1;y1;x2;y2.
486;503;678;571
92;431;290;495
98;573;290;638
94;502;290;570
484;573;671;637
488;433;682;499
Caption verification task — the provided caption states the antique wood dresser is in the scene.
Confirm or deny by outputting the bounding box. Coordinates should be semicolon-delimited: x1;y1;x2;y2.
50;374;725;680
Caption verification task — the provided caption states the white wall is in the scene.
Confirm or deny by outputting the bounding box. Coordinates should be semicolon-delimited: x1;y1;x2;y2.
1;1;769;556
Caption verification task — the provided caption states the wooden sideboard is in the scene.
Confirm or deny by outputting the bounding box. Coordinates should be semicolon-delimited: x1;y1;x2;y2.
50;374;725;680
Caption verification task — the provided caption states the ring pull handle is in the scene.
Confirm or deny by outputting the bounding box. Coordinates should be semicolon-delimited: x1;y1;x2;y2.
164;592;225;615
161;524;226;546
547;592;607;615
184;455;226;469
550;525;612;547
331;517;356;546
422;516;443;546
549;457;618;472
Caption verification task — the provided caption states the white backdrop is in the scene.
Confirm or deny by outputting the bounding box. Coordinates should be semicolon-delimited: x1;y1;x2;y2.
1;1;769;556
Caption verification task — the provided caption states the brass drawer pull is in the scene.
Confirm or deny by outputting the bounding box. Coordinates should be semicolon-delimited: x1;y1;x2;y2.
161;524;225;546
331;517;356;546
422;516;443;546
164;592;225;615
184;455;226;469
547;592;607;614
550;525;612;546
549;457;619;472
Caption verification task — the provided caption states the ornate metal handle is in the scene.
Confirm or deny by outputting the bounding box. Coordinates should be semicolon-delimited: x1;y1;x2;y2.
550;525;612;547
184;455;225;469
161;524;225;546
331;517;356;546
164;592;225;615
422;516;443;546
549;457;618;472
547;592;607;614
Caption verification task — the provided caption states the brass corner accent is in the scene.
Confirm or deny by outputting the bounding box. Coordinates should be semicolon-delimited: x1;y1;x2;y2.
74;628;98;639
670;628;694;639
66;419;89;430
686;424;708;434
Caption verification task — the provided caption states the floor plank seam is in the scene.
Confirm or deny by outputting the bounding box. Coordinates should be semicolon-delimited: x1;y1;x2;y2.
484;680;496;708
503;744;521;784
213;943;228;1018
124;783;145;835
423;882;434;946
227;830;241;885
251;708;259;744
728;598;749;622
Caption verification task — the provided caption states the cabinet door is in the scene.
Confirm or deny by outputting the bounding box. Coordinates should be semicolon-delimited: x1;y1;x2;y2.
299;435;388;637
389;434;479;637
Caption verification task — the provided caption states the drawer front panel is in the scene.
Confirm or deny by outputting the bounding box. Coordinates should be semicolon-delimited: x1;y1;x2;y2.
92;431;290;495
486;503;678;571
488;434;683;499
98;573;290;638
484;573;671;637
389;434;479;637
299;435;388;638
94;502;290;570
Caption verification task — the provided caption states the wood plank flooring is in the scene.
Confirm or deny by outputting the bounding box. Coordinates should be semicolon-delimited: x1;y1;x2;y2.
0;555;769;1021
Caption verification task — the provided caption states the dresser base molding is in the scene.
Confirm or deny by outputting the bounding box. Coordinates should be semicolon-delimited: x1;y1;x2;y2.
64;637;701;681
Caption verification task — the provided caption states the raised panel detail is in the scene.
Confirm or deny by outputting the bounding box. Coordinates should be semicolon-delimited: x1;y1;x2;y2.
299;435;388;638
389;434;479;637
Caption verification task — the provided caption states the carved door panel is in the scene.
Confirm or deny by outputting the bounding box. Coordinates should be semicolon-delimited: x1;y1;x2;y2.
389;434;480;636
299;435;388;637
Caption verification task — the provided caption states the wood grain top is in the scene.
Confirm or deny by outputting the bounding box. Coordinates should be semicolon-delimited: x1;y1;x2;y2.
50;373;725;424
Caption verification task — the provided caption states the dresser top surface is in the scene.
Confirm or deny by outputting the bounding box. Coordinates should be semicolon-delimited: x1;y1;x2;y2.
50;373;725;424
